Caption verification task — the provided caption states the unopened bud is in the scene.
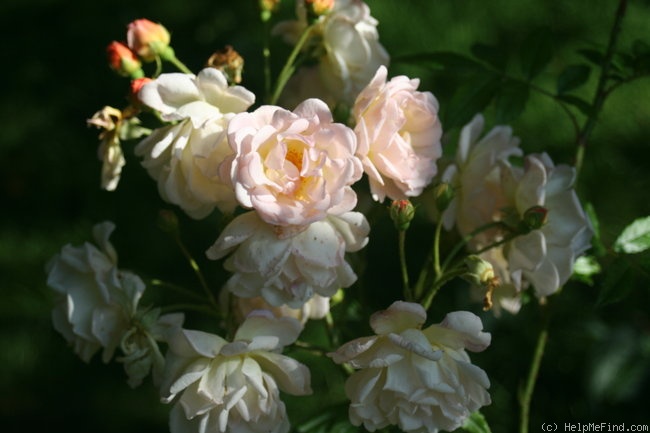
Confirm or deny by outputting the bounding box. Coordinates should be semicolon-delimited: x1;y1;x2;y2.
305;0;335;18
522;205;548;231
206;46;244;84
463;255;495;287
390;199;415;231
107;41;143;78
129;77;153;107
157;209;179;234
432;182;454;213
259;0;281;21
127;19;171;62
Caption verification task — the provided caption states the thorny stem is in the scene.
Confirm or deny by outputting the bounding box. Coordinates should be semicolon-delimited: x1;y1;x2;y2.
575;0;628;180
270;24;315;105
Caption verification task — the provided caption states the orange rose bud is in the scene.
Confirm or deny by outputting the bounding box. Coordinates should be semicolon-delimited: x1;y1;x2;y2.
305;0;334;18
129;77;153;106
127;18;171;62
107;41;143;78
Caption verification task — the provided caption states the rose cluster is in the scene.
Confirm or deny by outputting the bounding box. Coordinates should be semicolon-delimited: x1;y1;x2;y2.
48;2;595;433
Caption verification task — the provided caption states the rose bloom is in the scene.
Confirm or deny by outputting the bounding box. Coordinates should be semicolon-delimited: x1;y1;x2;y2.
206;210;369;308
160;311;312;433
329;301;491;433
127;18;171;61
224;98;362;227
46;221;145;363
274;0;389;105
501;153;593;297
353;66;443;202
135;68;255;219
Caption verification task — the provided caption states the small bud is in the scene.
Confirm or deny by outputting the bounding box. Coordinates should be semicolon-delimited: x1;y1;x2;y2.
305;0;335;18
157;209;179;234
259;0;281;21
107;41;143;78
206;46;244;84
522;205;548;231
127;19;171;62
390;199;416;231
463;255;495;287
432;182;454;213
129;77;153;107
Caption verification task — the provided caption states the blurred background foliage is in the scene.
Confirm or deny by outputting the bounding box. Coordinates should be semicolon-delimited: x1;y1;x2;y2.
1;0;649;432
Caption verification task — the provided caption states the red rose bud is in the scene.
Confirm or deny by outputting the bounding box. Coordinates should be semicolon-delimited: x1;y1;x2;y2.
107;41;143;78
522;205;549;231
127;19;171;62
129;77;153;106
390;199;415;231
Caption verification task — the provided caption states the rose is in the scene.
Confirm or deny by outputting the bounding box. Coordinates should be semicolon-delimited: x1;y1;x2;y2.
160;311;312;433
135;68;255;218
329;301;491;433
206;210;369;308
126;18;171;61
224;98;362;227
46;222;144;363
354;66;443;202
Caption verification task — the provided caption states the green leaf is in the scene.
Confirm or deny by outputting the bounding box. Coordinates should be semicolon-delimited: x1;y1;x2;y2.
471;42;507;70
495;80;530;123
614;216;650;254
443;73;501;129
596;255;635;306
572;255;602;286
462;411;492;433
557;94;593;117
585;203;606;257
556;64;591;94
578;48;605;67
519;27;554;81
395;51;487;75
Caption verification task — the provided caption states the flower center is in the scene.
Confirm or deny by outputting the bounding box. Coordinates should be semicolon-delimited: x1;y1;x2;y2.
285;140;304;172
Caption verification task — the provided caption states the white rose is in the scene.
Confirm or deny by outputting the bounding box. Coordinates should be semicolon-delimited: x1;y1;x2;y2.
502;153;593;296
354;66;443;201
160;311;312;433
206;210;369;308
135;68;255;219
329;301;491;433
46;222;144;363
274;0;389;105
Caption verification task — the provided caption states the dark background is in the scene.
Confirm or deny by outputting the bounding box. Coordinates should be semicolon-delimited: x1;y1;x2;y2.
2;0;649;432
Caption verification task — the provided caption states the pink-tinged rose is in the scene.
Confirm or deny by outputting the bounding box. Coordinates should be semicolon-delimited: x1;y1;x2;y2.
126;19;171;61
225;98;363;226
206;210;369;308
353;66;443;202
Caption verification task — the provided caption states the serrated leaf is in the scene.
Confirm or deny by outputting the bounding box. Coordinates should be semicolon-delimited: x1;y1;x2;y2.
471;43;507;70
557;94;593;117
614;216;650;254
519;27;554;81
462;411;492;433
495;80;530;123
443;73;501;129
556;64;591;94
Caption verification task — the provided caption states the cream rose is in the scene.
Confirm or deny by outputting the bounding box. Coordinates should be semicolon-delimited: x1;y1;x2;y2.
224;98;362;227
329;301;491;433
206;210;369;308
160;311;312;433
135;68;255;219
354;66;443;202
